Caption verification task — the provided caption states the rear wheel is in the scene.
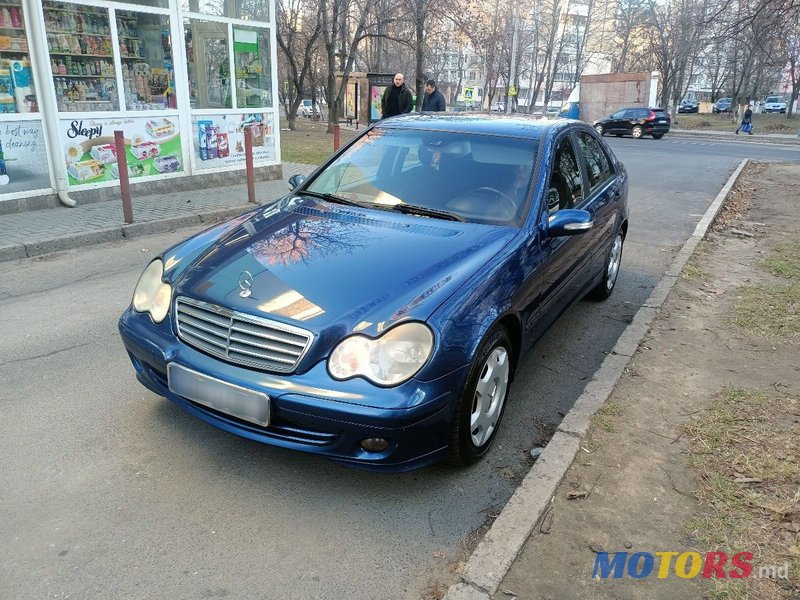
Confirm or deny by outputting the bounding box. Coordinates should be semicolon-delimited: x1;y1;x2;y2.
632;125;643;139
448;325;512;466
594;124;604;136
652;133;664;139
589;231;624;301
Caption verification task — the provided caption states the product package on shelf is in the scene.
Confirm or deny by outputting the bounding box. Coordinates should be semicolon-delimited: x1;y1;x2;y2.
68;159;105;182
130;141;160;160
153;154;180;173
146;118;175;138
89;143;117;163
0;64;14;113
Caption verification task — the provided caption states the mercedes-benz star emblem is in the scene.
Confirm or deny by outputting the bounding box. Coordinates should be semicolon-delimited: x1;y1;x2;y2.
238;271;254;298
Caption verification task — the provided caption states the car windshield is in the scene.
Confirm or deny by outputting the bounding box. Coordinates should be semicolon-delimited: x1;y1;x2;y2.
304;128;539;226
766;97;779;103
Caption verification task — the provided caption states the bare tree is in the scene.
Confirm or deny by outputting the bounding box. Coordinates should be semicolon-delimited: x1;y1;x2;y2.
276;0;323;129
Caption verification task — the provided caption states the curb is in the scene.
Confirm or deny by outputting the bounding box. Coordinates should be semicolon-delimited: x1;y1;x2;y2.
0;206;250;264
445;158;750;600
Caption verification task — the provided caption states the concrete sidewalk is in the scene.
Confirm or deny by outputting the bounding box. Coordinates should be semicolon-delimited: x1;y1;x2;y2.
0;161;316;263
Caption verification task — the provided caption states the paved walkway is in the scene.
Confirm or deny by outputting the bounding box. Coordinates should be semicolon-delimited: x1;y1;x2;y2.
0;161;316;263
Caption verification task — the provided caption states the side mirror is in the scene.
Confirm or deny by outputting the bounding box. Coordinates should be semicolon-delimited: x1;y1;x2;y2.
547;209;594;237
288;174;306;191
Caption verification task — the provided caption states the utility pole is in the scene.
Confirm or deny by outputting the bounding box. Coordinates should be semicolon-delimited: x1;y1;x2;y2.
506;0;520;113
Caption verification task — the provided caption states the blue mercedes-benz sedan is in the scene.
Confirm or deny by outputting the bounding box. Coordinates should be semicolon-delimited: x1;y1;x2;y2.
119;114;628;472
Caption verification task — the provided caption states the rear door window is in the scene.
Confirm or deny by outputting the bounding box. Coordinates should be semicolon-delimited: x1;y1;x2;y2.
622;109;639;119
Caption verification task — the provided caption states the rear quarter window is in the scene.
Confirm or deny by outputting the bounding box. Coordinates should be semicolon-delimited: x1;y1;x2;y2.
653;110;668;118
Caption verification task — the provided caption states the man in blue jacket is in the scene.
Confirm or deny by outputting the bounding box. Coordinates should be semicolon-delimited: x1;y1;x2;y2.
422;79;446;112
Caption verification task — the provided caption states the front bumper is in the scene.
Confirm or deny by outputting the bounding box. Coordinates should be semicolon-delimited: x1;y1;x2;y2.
119;307;470;472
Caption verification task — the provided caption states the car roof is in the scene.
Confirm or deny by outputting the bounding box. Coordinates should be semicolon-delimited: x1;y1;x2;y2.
373;113;577;139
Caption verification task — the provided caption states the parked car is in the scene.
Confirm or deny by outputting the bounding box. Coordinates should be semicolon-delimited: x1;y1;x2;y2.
119;114;629;472
677;100;698;113
763;96;787;113
713;98;732;113
490;102;505;112
593;107;671;139
546;105;561;118
299;99;322;118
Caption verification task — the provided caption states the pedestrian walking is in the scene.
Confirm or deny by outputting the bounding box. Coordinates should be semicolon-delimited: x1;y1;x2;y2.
381;73;414;119
421;79;446;112
736;104;753;135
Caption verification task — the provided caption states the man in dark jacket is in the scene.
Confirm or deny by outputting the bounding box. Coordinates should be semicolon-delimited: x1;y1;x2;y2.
381;73;414;118
422;79;446;112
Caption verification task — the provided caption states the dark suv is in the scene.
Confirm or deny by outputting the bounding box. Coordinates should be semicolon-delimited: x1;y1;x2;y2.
593;107;671;139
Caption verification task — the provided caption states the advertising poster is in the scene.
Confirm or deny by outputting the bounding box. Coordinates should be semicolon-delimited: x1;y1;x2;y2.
345;82;357;119
0;120;52;194
367;74;394;122
191;112;275;170
60;116;183;186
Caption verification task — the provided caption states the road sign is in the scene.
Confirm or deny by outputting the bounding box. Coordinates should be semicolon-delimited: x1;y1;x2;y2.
508;85;518;97
463;87;474;99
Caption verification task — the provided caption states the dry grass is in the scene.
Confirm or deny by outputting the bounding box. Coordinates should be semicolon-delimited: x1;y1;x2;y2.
672;113;799;133
684;387;800;599
733;234;800;342
279;117;358;165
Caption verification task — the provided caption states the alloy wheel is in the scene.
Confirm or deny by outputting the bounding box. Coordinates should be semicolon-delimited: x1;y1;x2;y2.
470;347;510;447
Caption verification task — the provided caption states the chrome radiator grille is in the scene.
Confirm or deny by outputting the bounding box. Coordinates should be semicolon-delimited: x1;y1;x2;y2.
175;297;312;373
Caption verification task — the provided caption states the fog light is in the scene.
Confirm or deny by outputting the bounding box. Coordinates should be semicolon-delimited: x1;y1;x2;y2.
360;438;389;453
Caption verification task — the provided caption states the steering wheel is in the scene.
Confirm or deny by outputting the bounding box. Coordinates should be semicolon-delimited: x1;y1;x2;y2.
446;186;518;221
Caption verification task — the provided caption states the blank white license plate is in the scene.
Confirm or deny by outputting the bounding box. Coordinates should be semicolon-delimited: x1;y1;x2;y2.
658;120;666;123
167;363;270;427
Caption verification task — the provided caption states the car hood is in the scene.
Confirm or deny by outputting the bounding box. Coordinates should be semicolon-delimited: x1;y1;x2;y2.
170;196;516;336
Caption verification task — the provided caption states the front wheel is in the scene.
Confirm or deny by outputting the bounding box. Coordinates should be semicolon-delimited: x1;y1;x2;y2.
589;231;624;301
448;326;513;466
632;125;643;139
652;133;664;139
594;124;604;136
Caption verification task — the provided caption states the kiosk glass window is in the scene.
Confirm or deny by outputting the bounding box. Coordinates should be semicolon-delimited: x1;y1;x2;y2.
0;0;37;114
43;1;119;112
117;11;175;110
181;0;270;21
184;19;230;109
233;27;271;109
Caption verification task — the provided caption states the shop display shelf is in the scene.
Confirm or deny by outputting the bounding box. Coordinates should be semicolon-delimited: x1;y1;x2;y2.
0;48;27;53
49;52;112;58
54;73;115;78
48;30;110;37
43;7;106;16
121;55;146;60
118;37;141;41
0;25;25;31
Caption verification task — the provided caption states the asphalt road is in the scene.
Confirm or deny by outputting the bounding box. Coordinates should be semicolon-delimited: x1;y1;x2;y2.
1;138;799;600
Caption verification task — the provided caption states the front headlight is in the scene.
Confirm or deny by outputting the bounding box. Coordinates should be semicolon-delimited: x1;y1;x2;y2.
132;259;172;323
328;322;434;386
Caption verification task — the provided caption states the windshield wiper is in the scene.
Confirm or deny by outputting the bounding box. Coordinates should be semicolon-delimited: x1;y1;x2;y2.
384;203;465;222
300;190;366;208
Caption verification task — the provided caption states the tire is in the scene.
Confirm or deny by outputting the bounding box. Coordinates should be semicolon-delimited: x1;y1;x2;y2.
589;231;624;301
448;325;513;466
652;133;664;139
594;124;604;136
632;125;643;139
